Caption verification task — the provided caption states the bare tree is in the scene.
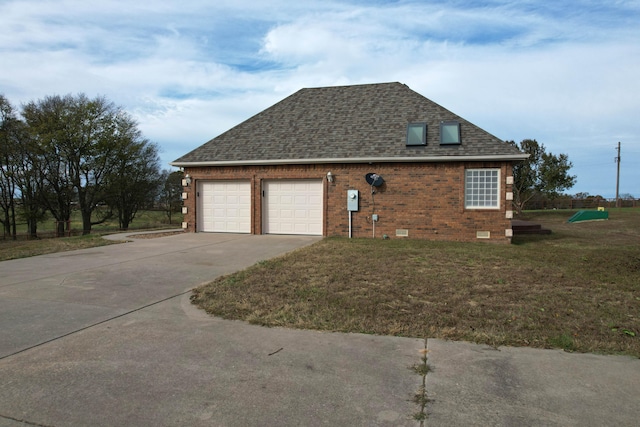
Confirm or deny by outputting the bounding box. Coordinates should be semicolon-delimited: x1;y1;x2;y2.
159;170;184;225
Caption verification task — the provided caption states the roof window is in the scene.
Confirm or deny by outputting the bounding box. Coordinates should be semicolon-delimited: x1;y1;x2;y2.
406;123;427;146
440;121;461;145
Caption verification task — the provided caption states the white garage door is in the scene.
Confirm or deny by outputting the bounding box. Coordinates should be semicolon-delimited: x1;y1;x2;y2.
264;180;323;235
198;181;251;233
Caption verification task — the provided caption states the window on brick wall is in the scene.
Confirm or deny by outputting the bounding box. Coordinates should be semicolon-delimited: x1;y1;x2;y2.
465;169;500;209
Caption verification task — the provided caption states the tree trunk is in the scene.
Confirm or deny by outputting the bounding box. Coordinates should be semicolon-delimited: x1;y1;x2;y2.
81;209;92;235
27;219;38;239
119;207;131;230
56;221;66;238
10;198;17;240
2;217;9;239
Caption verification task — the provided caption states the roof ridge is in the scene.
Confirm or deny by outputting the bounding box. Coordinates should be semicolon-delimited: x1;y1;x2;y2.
300;81;405;90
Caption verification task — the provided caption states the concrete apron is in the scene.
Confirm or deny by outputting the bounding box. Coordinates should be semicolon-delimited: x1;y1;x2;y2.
0;233;424;427
425;339;640;426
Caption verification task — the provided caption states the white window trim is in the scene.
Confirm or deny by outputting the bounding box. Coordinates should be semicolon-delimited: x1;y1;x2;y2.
465;168;501;210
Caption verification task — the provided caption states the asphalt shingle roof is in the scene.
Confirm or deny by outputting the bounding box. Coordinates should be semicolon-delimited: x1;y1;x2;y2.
172;82;526;165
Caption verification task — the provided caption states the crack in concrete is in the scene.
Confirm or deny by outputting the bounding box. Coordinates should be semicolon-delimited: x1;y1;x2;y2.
0;290;192;361
411;338;429;426
0;413;57;427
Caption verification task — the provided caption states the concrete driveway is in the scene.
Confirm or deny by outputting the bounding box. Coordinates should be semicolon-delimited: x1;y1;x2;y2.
1;232;639;426
0;232;423;427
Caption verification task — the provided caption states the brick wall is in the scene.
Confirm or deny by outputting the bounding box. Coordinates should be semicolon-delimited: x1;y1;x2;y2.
182;161;514;243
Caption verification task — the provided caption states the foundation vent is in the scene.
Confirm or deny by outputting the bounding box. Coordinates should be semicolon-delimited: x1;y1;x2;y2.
476;231;491;239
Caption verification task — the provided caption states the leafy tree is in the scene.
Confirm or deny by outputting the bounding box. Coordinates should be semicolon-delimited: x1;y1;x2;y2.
1;94;50;239
22;94;160;235
159;170;184;224
13;120;48;238
103;136;162;230
22;95;77;237
0;95;19;239
507;139;576;213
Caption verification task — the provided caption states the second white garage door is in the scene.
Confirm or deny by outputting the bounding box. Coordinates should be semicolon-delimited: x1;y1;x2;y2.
263;180;323;235
197;181;251;233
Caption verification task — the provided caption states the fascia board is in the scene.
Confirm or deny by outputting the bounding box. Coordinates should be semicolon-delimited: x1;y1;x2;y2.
171;154;529;168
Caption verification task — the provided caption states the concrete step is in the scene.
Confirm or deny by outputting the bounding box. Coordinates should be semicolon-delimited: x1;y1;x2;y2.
511;220;552;235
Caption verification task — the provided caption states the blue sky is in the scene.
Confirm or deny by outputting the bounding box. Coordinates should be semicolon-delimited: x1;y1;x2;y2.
1;0;638;198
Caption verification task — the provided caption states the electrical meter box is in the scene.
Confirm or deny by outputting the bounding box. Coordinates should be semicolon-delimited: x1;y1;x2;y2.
347;189;359;211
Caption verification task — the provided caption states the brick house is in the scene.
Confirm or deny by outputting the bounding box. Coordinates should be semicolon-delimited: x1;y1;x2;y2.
171;82;527;243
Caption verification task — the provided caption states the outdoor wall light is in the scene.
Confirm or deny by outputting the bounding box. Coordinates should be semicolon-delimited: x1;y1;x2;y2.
327;171;334;183
182;174;192;187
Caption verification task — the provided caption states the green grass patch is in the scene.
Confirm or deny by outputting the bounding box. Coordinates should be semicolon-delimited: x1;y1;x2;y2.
9;209;182;236
1;209;181;261
0;234;119;261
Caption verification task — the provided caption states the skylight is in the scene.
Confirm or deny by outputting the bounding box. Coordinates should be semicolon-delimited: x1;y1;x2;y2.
440;121;461;145
406;123;427;146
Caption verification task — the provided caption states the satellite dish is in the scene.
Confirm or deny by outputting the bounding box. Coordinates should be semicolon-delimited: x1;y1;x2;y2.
365;173;384;187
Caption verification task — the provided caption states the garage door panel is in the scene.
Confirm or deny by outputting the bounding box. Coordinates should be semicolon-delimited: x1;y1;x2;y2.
309;209;322;219
198;181;251;233
264;180;323;236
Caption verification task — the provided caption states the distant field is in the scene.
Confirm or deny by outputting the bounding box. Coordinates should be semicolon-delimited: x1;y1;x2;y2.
0;209;182;260
5;209;183;238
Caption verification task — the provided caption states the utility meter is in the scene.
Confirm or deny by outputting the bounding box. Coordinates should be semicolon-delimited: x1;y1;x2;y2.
347;189;359;211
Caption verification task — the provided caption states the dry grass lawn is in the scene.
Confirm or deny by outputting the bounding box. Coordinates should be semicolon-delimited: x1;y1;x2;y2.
193;208;640;356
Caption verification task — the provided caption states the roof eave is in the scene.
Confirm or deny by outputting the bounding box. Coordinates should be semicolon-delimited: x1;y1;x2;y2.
171;154;530;168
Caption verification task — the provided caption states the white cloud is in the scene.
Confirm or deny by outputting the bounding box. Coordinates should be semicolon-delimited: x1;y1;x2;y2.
0;0;638;196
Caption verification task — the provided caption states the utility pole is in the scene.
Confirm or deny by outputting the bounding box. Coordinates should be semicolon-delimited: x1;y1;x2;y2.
615;142;621;208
